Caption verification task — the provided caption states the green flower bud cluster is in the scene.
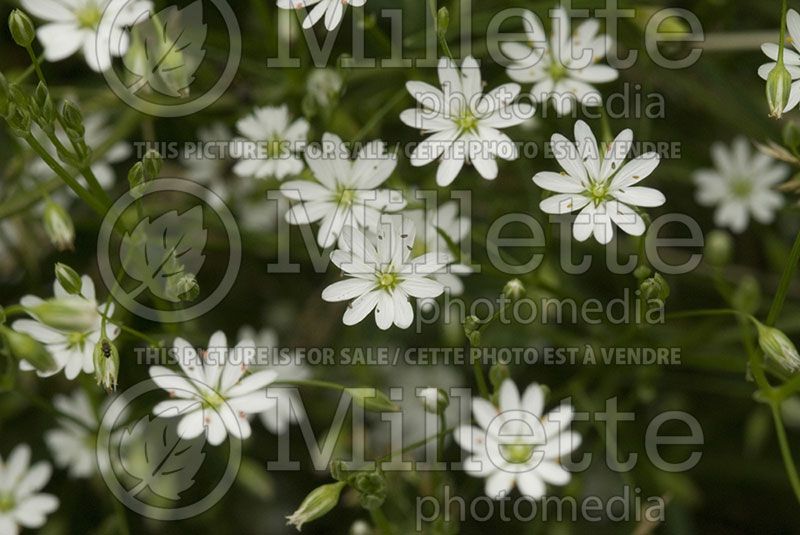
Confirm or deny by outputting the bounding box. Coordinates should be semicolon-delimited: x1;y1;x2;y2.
330;461;388;510
128;149;162;190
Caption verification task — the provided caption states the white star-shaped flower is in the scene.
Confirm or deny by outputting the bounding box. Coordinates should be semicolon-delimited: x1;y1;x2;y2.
232;105;309;180
237;326;310;434
454;379;581;500
694;137;787;233
277;0;366;31
759;9;800;114
407;201;472;308
44;390;113;478
0;444;59;534
401;56;534;187
281;133;406;248
12;275;119;380
502;8;618;115
149;331;278;446
533;120;665;244
21;0;152;72
322;217;447;330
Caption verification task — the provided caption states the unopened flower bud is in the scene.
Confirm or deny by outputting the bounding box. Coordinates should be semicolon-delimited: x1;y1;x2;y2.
705;230;733;267
464;315;481;346
29;296;98;332
54;263;82;295
93;338;119;391
640;273;670;303
502;278;526;300
346;387;399;412
60;100;85;137
755;321;800;372
352;471;387;510
43;200;75;251
1;325;56;373
419;387;449;414
766;62;793;119
127;161;145;189
9;9;35;48
173;274;199;302
142;149;162;180
286;481;346;531
437;6;450;37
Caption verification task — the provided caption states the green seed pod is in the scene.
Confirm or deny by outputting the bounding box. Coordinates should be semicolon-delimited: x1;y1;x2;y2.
755;321;800;372
766;62;792;119
285;481;346;531
93;338;119;391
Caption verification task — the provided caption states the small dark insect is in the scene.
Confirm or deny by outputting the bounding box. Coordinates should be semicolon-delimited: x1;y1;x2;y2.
101;340;112;359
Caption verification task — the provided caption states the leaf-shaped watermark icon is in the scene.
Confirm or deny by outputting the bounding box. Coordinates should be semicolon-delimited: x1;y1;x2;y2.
119;413;207;501
123;1;208;97
119;205;207;302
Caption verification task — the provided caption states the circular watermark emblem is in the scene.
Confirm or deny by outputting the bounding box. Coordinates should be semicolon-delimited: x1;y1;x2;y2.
96;379;243;521
97;0;241;117
97;177;241;323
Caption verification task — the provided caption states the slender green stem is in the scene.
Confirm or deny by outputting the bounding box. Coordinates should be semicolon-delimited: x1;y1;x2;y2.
275;378;347;391
369;507;393;535
13;52;44;84
378;425;456;462
778;0;789;64
470;345;490;400
24;135;107;215
437;412;447;463
769;399;800;503
24;45;46;87
23;45;108;201
352;88;406;143
428;0;453;59
766;229;800;326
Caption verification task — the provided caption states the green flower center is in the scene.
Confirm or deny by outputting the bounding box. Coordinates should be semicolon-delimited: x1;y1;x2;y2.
377;272;399;290
731;178;753;199
76;5;102;29
502;442;536;464
456;109;479;133
67;331;88;348
263;136;284;159
548;59;567;81
336;186;356;206
587;180;611;205
202;389;225;409
0;493;14;512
